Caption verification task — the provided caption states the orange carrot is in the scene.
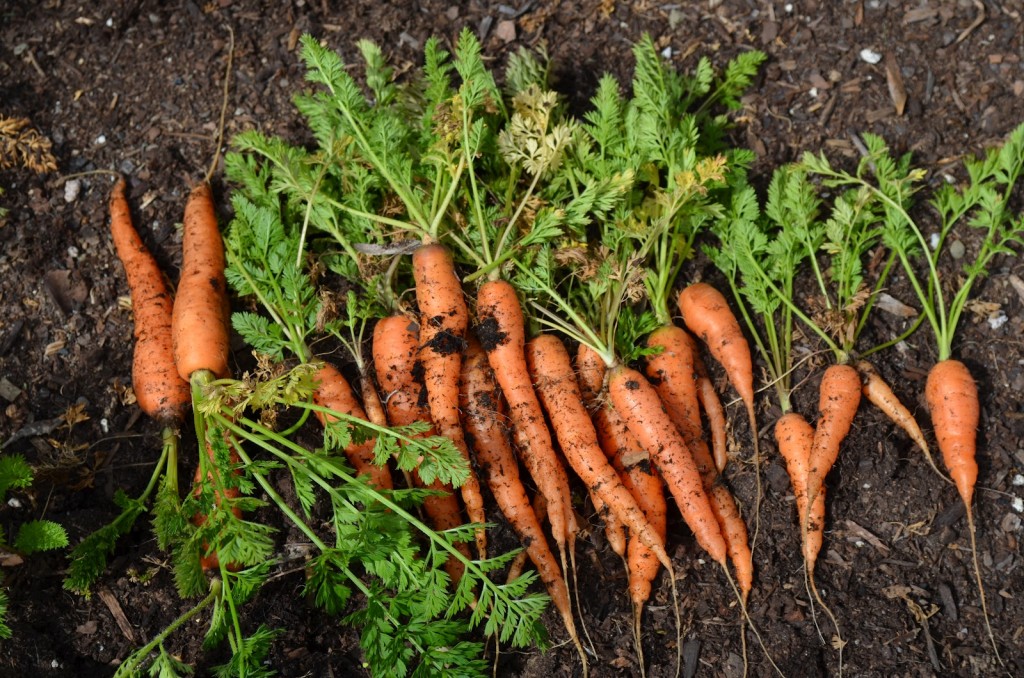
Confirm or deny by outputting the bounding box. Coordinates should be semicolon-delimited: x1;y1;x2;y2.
774;412;824;571
575;344;627;559
373;314;468;582
171;181;230;382
460;337;584;668
677;283;762;544
476;279;575;566
682;330;728;473
608;365;728;566
313;362;393;491
805;364;861;510
108;178;191;426
412;244;486;558
526;336;672;568
857;360;943;480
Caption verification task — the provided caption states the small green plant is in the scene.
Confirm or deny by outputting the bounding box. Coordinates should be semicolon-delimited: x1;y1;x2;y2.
0;452;69;639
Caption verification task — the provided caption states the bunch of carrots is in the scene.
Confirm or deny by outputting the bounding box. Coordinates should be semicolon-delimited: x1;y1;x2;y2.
79;27;1023;678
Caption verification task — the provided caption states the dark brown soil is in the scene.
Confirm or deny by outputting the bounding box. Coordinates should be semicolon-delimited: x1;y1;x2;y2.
3;1;1024;676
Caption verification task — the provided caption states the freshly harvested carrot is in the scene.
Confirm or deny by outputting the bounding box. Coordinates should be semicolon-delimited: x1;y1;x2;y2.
774;412;824;571
678;282;762;542
608;365;728;566
476;279;575;566
925;359;979;509
526;335;673;568
313;362;393;491
575;344;627;559
857;360;944;480
646;327;754;600
506;495;547;585
412;243;486;558
373;314;467;582
108;178;191;425
682;330;728;473
460;337;584;669
171;181;230;382
678;283;754;415
805;364;862;510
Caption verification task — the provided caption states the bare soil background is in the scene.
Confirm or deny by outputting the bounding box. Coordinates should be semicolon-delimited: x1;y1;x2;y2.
2;1;1024;676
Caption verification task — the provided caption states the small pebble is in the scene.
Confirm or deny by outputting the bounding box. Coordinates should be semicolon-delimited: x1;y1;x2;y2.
929;233;940;250
661;46;673;59
784;3;793;12
64;179;81;203
100;417;109;434
8;498;22;509
988;313;1008;330
67;246;80;258
859;48;883;64
1012;474;1024;486
949;239;965;259
1013;497;1024;513
94;134;106;145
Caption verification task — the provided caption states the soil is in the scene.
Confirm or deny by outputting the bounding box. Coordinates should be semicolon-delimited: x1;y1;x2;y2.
2;1;1024;676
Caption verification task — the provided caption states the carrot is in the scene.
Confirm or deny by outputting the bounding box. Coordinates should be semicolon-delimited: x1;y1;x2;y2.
646;326;754;602
412;243;486;558
856;360;944;481
505;495;547;585
805;364;861;511
683;330;728;473
677;282;762;543
313;362;393;491
460;337;585;671
608;364;728;566
526;336;672;568
373;314;468;582
575;344;627;559
108;178;191;426
773;412;824;572
476;279;575;569
171;181;230;382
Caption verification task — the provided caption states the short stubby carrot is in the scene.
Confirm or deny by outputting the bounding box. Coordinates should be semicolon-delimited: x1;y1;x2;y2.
108;178;190;425
925;359;980;508
313;362;393;491
608;364;728;566
476;278;575;558
774;412;824;570
806;364;862;509
412;243;486;557
171;181;230;381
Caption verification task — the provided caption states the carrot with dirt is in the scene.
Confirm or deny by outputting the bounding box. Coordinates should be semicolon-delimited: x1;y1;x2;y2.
685;331;729;473
577;343;665;674
801;124;1024;664
374;314;469;581
64;178;193;594
460;336;586;673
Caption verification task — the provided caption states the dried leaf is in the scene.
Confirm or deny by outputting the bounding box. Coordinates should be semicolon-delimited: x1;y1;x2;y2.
885;52;907;116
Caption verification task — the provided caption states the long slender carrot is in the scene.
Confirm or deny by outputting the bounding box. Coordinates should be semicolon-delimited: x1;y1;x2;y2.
526;336;672;567
476;279;575;568
856;360;944;481
575;344;627;559
373;314;468;582
313;362;393;491
805;364;862;511
682;330;728;473
108;178;191;426
460;337;585;671
608;365;728;567
412;244;486;558
677;282;762;544
171;181;230;382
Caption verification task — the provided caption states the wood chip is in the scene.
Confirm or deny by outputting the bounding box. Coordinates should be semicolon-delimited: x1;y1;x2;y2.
1008;274;1024;305
876;292;918;318
97;587;136;643
885;52;907;116
842;519;890;554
